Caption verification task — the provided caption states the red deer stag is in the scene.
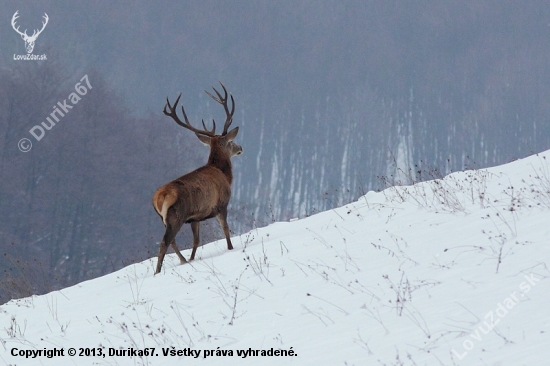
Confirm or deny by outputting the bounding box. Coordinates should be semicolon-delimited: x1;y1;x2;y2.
153;82;242;274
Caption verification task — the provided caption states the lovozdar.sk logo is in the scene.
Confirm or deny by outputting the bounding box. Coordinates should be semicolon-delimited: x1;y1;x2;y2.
11;10;48;60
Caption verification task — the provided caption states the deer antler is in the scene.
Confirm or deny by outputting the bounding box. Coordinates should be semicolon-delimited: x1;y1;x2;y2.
205;82;235;136
163;94;217;137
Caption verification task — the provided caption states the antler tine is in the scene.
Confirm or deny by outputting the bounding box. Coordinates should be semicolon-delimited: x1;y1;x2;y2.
201;119;216;135
204;90;220;103
205;81;235;135
163;93;216;137
162;93;181;119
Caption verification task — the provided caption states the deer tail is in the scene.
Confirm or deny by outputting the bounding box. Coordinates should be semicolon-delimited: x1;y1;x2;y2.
153;187;177;226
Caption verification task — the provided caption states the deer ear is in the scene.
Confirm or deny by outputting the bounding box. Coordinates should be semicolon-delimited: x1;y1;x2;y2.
196;133;211;146
225;127;239;141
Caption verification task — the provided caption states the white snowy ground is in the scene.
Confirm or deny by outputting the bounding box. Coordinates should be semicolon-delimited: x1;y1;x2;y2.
1;151;550;366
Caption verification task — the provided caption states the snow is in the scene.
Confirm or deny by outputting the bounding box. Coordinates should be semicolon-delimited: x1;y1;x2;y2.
1;151;550;365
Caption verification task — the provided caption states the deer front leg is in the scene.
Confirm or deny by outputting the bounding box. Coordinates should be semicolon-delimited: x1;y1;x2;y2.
217;208;233;250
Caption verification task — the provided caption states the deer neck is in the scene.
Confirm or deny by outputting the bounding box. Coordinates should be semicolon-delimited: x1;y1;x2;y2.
207;149;233;184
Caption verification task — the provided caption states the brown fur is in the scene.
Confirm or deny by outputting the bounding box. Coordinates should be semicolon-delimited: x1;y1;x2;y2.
153;89;242;275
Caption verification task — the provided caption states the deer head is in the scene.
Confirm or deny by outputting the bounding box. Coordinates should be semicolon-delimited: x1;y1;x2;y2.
11;11;49;54
163;82;243;165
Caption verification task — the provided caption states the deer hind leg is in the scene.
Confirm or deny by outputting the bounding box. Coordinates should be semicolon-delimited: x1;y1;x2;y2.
189;221;200;261
170;239;187;265
155;220;184;275
217;208;234;250
155;239;169;275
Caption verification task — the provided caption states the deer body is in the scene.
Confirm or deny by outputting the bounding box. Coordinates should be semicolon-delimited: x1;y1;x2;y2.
153;83;242;274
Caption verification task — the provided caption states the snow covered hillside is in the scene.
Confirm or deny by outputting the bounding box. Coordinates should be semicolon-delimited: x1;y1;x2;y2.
1;151;550;366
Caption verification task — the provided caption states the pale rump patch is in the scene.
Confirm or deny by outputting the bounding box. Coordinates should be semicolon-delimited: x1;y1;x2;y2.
153;188;177;226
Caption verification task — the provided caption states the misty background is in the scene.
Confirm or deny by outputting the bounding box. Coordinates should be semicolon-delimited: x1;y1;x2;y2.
0;1;549;302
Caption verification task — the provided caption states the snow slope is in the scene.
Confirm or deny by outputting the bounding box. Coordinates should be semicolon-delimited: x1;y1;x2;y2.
1;151;550;366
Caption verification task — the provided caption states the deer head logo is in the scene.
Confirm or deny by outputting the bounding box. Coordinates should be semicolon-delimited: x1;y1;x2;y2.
11;11;49;54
